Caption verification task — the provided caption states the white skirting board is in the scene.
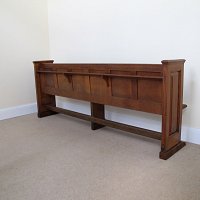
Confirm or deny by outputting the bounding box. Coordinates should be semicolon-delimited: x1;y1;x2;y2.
0;103;37;121
181;126;200;145
0;101;200;145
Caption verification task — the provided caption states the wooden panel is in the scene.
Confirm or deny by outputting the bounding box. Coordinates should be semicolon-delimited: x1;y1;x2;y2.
90;69;110;97
110;70;137;99
111;78;132;98
57;74;73;91
72;69;90;95
137;72;162;103
73;75;90;94
43;86;162;114
161;59;185;154
45;74;56;87
170;72;179;135
33;60;57;118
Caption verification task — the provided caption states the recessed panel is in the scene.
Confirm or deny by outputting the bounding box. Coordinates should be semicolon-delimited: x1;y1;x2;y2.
170;72;179;135
138;72;162;103
57;74;73;91
41;74;57;89
72;75;90;94
90;76;109;96
111;70;137;99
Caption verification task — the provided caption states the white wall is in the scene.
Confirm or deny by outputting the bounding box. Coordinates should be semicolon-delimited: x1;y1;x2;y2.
1;0;199;143
0;0;49;109
48;0;200;133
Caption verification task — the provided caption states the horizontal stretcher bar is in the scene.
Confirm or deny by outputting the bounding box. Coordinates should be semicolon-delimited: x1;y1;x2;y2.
45;105;162;140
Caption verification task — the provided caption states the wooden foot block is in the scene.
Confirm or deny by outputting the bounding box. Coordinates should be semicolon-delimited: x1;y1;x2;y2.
91;122;105;130
159;141;186;160
38;110;57;118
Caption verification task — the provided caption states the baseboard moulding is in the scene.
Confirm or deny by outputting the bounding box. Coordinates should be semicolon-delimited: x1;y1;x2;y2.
0;101;200;145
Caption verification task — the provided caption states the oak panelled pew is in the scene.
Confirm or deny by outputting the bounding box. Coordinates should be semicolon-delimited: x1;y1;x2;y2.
33;59;187;160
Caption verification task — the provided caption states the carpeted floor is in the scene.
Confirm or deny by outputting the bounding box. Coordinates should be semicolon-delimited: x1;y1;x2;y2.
0;113;200;200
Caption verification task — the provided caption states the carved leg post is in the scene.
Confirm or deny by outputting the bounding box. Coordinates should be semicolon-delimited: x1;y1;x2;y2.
33;60;57;118
90;103;105;130
160;60;186;160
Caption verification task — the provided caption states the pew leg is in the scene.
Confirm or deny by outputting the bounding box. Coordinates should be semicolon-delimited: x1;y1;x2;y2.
160;60;186;160
37;94;57;118
34;61;57;118
90;103;105;130
159;141;186;160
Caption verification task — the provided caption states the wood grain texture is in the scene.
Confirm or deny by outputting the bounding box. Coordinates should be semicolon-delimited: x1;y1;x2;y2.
33;59;187;159
33;60;57;118
161;59;185;156
91;103;105;130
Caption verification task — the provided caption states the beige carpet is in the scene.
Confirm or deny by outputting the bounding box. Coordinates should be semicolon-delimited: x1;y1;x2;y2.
0;114;200;200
